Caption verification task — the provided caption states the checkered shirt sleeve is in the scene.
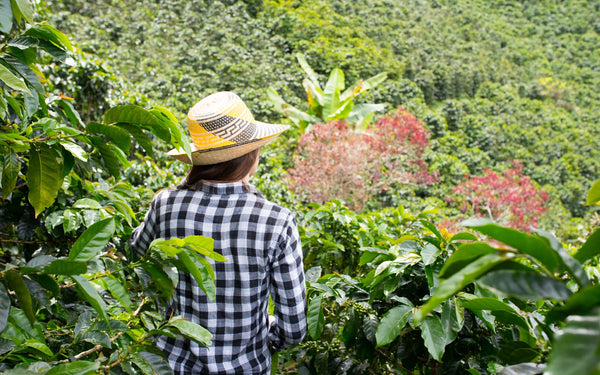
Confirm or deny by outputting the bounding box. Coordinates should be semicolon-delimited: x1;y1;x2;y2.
130;182;307;375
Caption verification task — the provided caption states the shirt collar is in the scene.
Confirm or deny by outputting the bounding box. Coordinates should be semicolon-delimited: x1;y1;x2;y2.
178;179;259;195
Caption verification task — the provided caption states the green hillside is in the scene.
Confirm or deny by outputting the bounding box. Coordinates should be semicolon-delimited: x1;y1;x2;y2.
1;1;599;374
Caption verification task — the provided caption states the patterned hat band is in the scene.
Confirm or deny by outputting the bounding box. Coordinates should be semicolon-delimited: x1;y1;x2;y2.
168;92;289;165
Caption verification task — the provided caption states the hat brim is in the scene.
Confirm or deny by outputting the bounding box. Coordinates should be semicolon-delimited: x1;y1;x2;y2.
168;122;289;165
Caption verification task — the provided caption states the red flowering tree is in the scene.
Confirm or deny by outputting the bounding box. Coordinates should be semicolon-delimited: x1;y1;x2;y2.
287;109;437;211
446;161;549;231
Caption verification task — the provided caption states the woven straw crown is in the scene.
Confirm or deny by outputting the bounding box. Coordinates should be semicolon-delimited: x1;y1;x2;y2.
168;92;289;165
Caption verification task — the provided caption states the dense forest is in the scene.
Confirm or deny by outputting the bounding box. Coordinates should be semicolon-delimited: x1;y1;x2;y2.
0;0;599;374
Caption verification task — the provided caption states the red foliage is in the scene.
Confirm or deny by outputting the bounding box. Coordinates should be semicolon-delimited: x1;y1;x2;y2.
287;109;437;211
446;160;549;231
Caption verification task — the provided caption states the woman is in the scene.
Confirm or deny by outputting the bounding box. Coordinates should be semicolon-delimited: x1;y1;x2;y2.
130;92;307;374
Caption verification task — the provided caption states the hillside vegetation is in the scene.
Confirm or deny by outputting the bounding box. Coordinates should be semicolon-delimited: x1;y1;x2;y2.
0;0;599;374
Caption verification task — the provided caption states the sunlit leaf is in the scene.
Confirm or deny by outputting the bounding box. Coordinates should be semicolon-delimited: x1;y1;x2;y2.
375;304;411;347
26;144;64;217
168;317;212;347
68;217;115;262
0;62;30;94
0;0;12;34
586;179;600;205
101;275;132;312
45;360;99;375
72;275;108;323
11;0;33;25
574;228;600;264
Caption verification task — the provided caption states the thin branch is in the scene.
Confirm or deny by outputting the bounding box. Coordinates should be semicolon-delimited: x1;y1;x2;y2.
376;348;414;375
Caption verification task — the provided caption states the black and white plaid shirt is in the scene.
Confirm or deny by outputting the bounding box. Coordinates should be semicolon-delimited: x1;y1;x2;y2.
130;181;307;374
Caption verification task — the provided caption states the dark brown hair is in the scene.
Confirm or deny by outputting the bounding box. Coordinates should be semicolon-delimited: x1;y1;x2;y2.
180;149;260;190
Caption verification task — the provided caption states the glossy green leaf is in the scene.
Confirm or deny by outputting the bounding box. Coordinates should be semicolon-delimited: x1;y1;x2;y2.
462;218;560;272
421;315;446;361
0;0;12;34
449;232;479;242
547;285;600;323
43;259;87;275
439;242;499;279
574;228;600;264
2;150;19;199
0;282;10;333
68;217;115;261
2;56;44;94
45;361;99;375
308;295;324;339
421;243;442;266
479;270;572;301
72;275;108;323
24;23;72;51
168;317;212;347
0;62;30;94
149;106;192;158
375;304;411;347
532;227;590;288
101;276;132;312
26;145;64;217
137;352;174;375
545;312;600;375
586;179;600;205
103;105;171;141
4;269;35;326
415;252;510;323
90;135;121;177
23;339;52;356
461;297;528;329
441;298;464;344
116;123;154;157
10;0;33;25
497;341;540;365
178;250;216;301
87;122;131;153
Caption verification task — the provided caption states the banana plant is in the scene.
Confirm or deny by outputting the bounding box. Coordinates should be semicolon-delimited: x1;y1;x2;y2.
268;54;387;133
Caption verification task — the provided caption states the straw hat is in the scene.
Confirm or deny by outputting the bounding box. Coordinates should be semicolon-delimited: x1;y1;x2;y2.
168;92;289;165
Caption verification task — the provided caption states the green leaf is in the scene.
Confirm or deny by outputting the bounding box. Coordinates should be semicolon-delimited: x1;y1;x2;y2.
586;179;600;205
375;304;411;347
421;243;442;266
2;56;44;94
103;105;170;141
2;150;19;199
0;62;30;94
101;276;132;312
574;228;600;264
462;218;560;272
87;122;131;153
177;251;215;301
441;298;463;344
421;315;446;361
479;270;572;301
322;68;344;119
4;269;35;326
449;232;479;242
140;263;175;299
266;87;317;127
149;106;191;158
45;361;99;375
0;0;12;34
136;352;174;375
440;242;498;279
0;282;10;333
72;275;108;323
461;297;528;329
296;53;321;90
26;144;64;217
23;338;52;356
24;23;72;52
415;252;511;323
547;285;600;323
342;72;388;101
544;312;600;375
90;135;121;178
168;317;212;347
116;123;154;157
68;217;115;262
58;99;85;128
43;259;87;275
307;295;324;339
10;0;33;25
